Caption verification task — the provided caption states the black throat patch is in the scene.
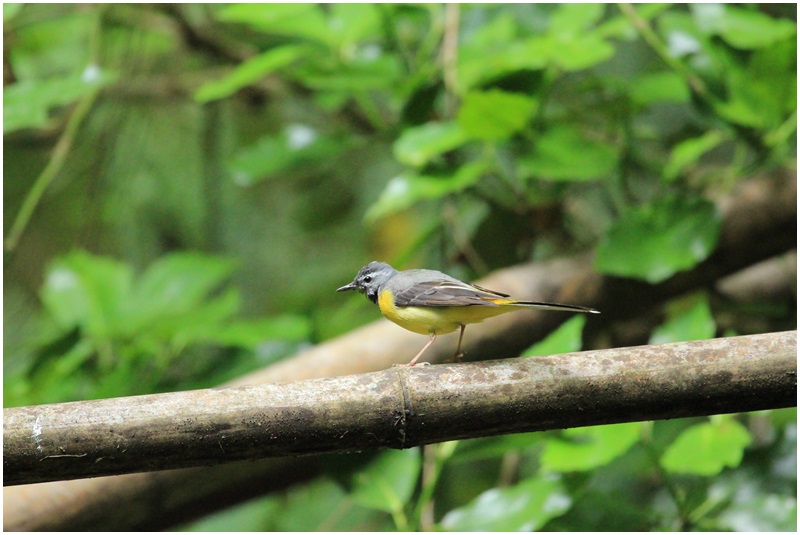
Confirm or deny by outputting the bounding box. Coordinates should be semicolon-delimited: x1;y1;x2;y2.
367;290;379;305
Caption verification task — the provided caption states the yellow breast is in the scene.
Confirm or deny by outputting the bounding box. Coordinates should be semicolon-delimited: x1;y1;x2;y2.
377;288;514;335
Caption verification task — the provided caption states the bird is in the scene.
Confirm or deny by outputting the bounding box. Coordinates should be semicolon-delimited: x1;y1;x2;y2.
336;261;599;366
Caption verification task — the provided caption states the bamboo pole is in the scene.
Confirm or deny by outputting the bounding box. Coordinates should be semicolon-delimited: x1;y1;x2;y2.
4;331;796;487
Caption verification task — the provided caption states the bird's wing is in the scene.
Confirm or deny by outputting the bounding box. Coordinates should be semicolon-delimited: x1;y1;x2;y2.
393;277;508;308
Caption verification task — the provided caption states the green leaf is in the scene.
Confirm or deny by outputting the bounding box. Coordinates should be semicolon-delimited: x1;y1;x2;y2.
144;288;242;347
209;314;311;349
462;37;551;90
691;4;796;50
228;134;297;184
520;126;618;181
38;251;270;355
664;131;725;181
649;294;716;345
228;125;346;185
441;474;572;531
339;449;422;513
271;478;370;531
365;161;487;223
295;54;401;92
714;38;796;130
540;423;642;472
3;3;23;23
133;253;238;318
465;11;516;49
595;195;721;283
39;338;96;386
393;121;470;167
457;89;538;140
218;3;334;45
125;253;246;352
3;69;112;133
745;40;797;129
659;11;705;59
522;315;586;357
597;4;672;41
41;252;133;339
194;45;310;103
547;5;614;71
550;4;607;36
451;433;544;463
630;71;690;106
327;4;381;48
550;32;615;71
660;417;752;476
457;14;549;90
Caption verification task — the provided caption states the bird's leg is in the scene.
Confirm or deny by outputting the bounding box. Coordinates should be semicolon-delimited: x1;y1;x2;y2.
407;333;436;366
454;324;466;360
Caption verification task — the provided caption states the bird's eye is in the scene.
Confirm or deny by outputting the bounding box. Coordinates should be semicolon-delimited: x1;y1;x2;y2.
364;275;372;283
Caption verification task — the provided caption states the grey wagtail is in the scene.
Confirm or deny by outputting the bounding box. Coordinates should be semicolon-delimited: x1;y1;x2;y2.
337;261;600;366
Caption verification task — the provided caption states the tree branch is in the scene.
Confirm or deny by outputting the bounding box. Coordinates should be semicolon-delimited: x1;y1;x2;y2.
4;331;796;487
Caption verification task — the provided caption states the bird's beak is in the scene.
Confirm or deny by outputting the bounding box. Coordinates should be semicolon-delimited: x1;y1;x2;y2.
336;281;357;292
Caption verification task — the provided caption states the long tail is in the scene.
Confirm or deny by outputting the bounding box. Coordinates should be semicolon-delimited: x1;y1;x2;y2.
505;299;600;314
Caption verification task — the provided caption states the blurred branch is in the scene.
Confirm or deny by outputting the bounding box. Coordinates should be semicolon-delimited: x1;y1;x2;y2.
157;4;255;64
3;172;796;530
717;251;797;304
765;109;798;150
617;3;709;98
4;331;796;487
4;91;100;253
442;2;460;114
3;10;105;253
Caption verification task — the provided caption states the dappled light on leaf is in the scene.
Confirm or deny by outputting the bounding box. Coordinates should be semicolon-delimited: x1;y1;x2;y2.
540;423;642;472
661;417;752;476
596;195;721;283
441;475;572;531
520;126;619;181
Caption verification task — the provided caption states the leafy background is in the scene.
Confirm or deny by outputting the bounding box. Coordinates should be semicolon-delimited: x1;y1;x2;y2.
3;3;796;531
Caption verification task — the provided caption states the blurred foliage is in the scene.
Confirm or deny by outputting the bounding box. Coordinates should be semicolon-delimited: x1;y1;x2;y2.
3;2;796;531
8;250;311;404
